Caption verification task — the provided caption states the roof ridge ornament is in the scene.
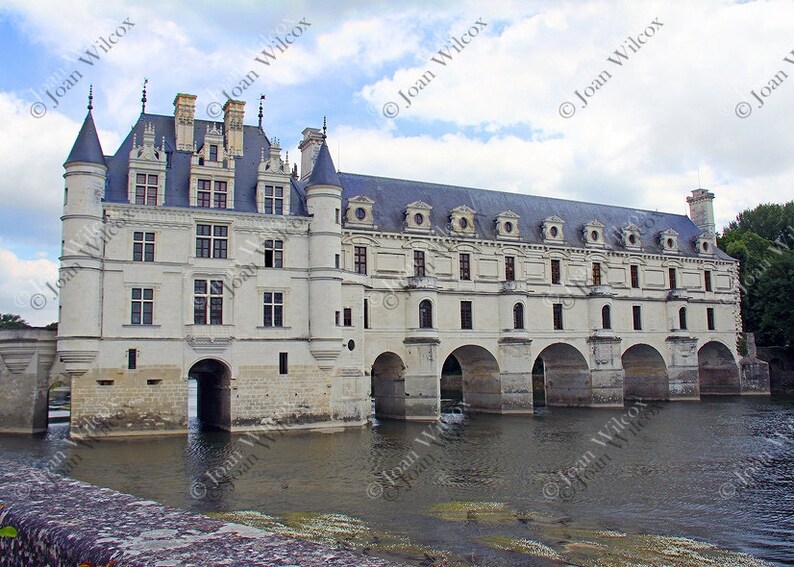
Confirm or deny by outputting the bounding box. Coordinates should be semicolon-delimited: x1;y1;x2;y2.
141;78;148;114
322;116;327;140
87;85;93;111
258;94;265;129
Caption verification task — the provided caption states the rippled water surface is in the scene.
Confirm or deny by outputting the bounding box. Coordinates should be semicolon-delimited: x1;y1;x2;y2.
2;396;793;565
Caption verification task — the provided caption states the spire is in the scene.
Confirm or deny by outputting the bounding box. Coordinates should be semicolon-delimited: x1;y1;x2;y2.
141;78;148;114
258;94;265;129
306;140;340;188
65;88;106;166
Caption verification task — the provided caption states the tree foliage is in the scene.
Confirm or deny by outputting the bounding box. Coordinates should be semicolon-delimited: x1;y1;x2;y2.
719;201;794;346
0;313;31;329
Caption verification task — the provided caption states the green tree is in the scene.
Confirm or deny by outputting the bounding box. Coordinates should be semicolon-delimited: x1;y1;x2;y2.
0;314;31;329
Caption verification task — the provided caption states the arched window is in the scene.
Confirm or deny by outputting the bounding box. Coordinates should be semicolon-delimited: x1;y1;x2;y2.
513;303;525;329
419;299;433;329
601;305;611;330
679;306;687;330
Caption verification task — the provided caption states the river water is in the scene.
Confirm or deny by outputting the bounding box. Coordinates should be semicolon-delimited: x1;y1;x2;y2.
1;396;792;566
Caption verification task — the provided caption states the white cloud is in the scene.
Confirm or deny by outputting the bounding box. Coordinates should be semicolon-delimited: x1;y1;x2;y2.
0;248;59;327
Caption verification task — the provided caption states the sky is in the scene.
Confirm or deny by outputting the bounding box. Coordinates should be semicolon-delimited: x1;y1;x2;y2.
0;0;792;326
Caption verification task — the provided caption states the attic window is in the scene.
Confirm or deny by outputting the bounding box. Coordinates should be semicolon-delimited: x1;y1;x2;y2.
459;217;469;229
355;207;366;220
414;213;425;225
628;234;637;245
504;221;513;233
702;242;709;252
667;238;674;248
550;226;558;237
209;145;218;161
591;230;599;241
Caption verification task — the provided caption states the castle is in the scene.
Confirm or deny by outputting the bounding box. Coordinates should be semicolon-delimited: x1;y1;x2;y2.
39;89;768;437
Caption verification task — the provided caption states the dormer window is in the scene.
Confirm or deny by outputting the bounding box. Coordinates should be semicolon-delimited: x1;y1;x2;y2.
450;205;476;236
345;195;375;227
660;229;679;254
135;174;158;205
695;234;715;256
265;186;284;215
405;201;433;233
583;220;604;247
496;210;520;240
209;145;218;162
195;179;228;209
542;216;565;244
622;224;642;250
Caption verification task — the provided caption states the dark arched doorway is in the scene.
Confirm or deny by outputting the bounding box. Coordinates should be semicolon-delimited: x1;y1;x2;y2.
371;352;406;419
188;359;232;431
533;344;591;406
442;345;501;413
532;357;546;406
698;341;740;394
622;344;669;401
440;355;463;410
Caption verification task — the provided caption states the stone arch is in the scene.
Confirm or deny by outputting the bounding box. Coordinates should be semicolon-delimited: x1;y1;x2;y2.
698;341;740;394
188;358;232;431
442;345;501;413
622;344;669;401
371;352;406;419
533;343;591;406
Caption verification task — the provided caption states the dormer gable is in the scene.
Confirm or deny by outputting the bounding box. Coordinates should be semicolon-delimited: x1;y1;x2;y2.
660;229;680;254
345;195;376;228
495;210;520;240
127;122;166;206
449;205;476;236
695;233;715;256
256;139;291;215
542;215;565;244
621;223;642;250
189;123;235;209
583;219;604;247
405;201;432;232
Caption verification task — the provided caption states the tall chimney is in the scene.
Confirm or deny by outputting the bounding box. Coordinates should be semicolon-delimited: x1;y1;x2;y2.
298;127;324;180
173;93;196;151
686;188;716;236
223;99;245;157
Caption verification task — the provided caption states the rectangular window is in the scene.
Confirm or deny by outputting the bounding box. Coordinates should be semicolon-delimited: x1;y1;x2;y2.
707;307;715;330
460;301;473;330
133;232;155;262
264;239;284;268
364;298;370;329
135;173;158;206
343;307;353;327
459;253;471;280
669;267;677;289
264;185;284;215
335;254;340;269
553;303;563;330
195;224;228;259
131;288;153;325
505;256;515;281
551;259;561;284
194;279;223;325
704;270;712;292
335;208;340;224
263;292;284;327
630;265;640;288
197;179;211;208
414;250;426;277
279;352;288;375
335;311;340;326
209;144;218;162
592;263;602;286
213;181;227;209
127;349;137;370
632;305;642;330
354;246;367;275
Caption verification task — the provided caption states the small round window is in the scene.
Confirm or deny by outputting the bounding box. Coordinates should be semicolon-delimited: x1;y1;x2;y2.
347;339;355;351
504;221;513;233
667;238;674;248
355;207;366;220
702;241;709;252
628;234;637;245
414;213;424;226
591;230;599;241
459;217;469;229
550;226;558;237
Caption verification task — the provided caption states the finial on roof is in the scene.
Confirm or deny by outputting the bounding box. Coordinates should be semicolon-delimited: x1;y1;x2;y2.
260;147;265;162
132;134;137;148
88;85;93;111
258;94;265;129
322;116;327;139
161;135;165;151
141;78;148;114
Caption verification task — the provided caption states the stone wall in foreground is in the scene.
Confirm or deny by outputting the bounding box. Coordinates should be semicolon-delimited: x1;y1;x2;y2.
0;458;399;566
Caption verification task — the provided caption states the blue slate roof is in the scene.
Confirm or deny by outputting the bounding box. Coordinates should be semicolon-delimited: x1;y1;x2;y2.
306;141;341;188
333;173;731;260
65;111;106;166
104;114;308;215
97;112;727;260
